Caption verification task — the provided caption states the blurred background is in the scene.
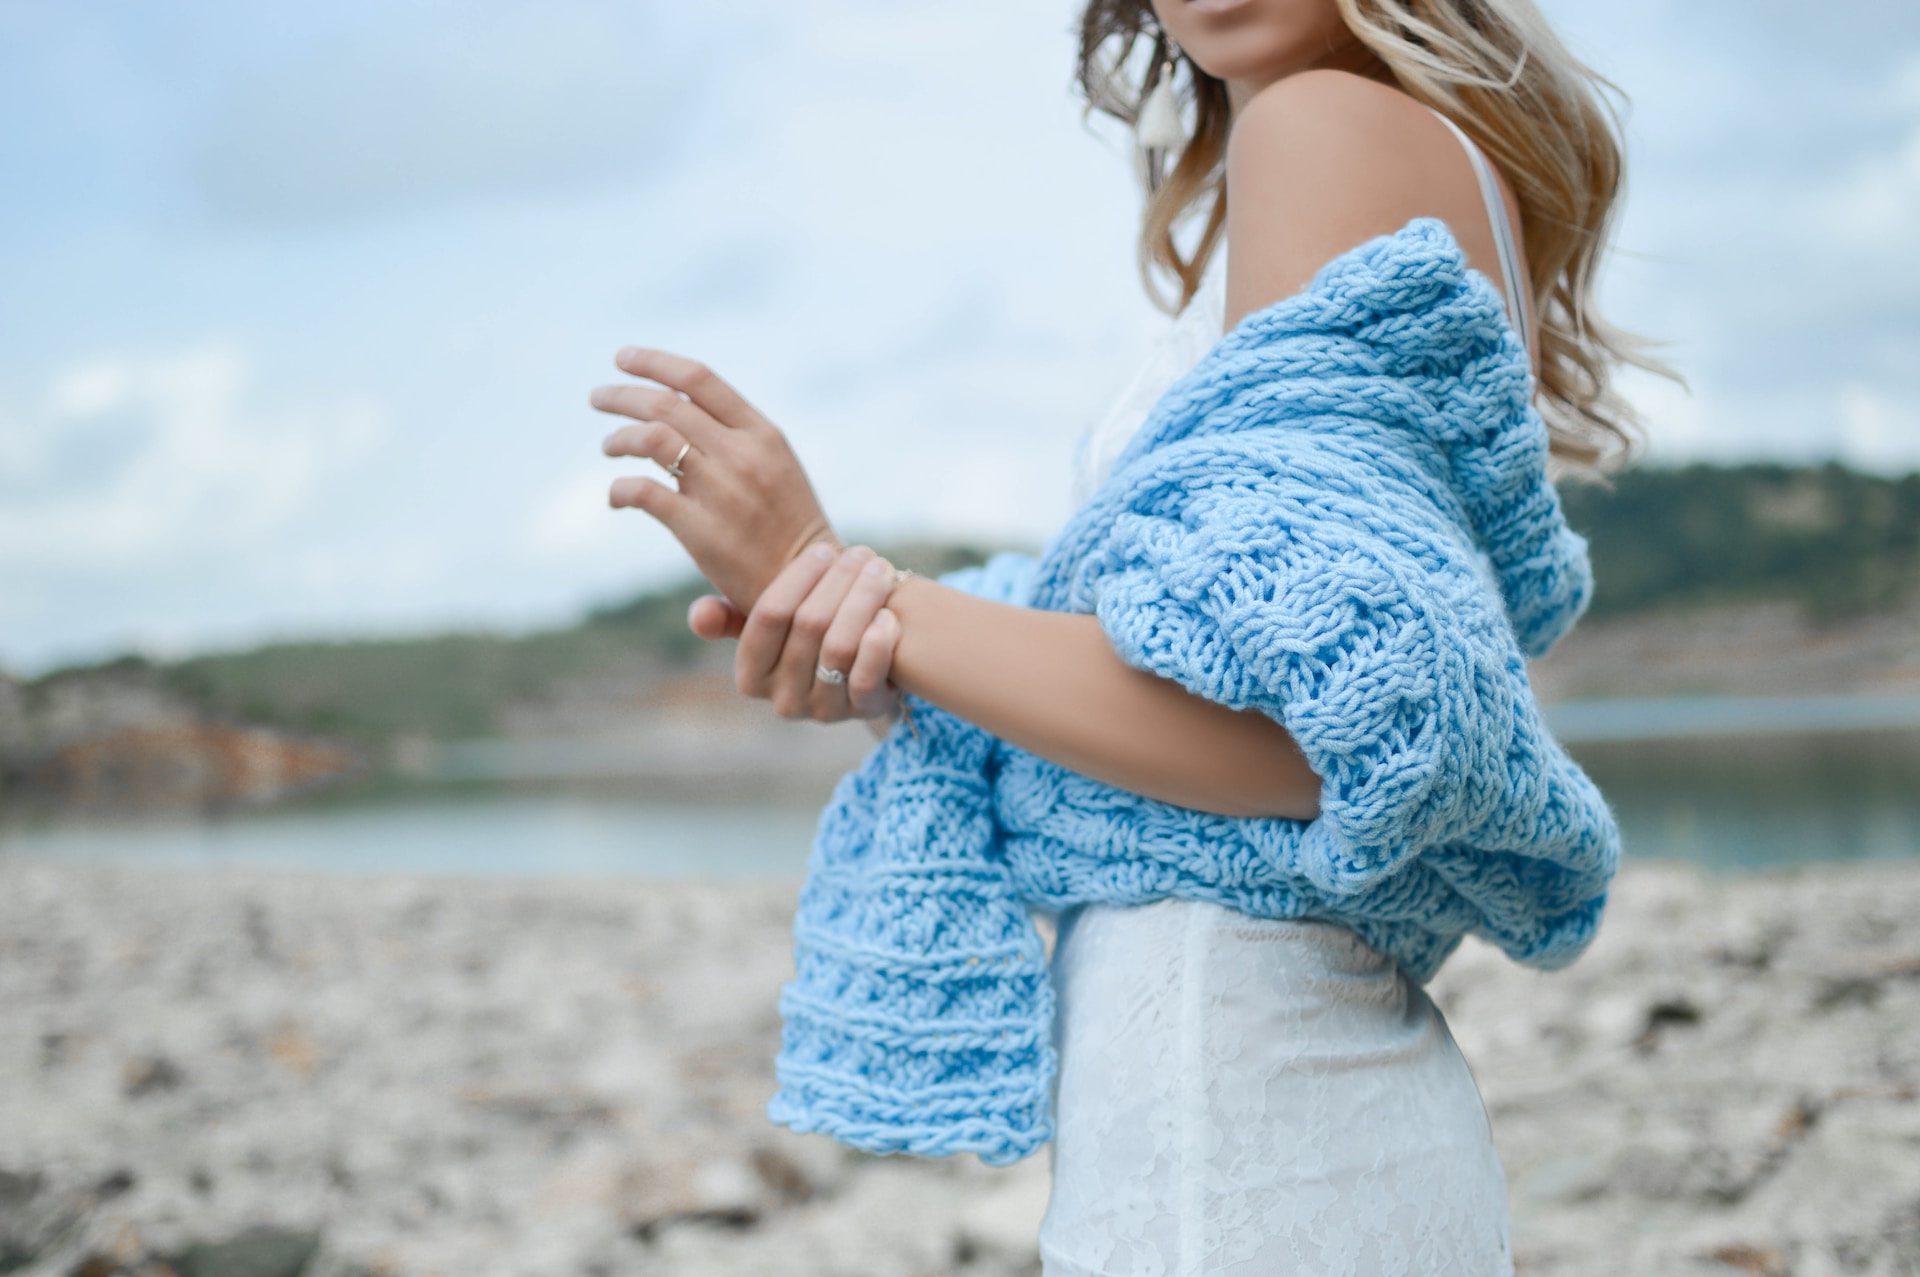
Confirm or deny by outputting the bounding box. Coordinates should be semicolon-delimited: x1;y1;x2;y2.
2;1;1917;1274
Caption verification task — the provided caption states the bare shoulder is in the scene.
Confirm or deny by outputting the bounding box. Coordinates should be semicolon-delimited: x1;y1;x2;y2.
1222;70;1451;331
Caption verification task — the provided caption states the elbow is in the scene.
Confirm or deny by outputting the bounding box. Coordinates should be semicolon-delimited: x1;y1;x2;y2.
1257;778;1322;823
1191;714;1325;821
1218;763;1323;822
1250;718;1324;821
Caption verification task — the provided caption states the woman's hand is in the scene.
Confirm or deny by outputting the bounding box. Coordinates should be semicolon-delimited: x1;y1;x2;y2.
593;347;840;612
695;542;905;724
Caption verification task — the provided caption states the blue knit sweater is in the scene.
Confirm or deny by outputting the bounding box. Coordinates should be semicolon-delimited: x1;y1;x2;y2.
766;216;1621;1167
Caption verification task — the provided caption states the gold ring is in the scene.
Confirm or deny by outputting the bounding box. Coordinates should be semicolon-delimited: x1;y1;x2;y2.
664;440;692;479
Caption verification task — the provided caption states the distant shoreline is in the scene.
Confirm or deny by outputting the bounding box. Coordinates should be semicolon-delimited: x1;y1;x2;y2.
5;578;1919;814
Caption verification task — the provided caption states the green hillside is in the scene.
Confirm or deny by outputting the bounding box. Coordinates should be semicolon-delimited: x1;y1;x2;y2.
1560;460;1920;620
13;464;1917;743
79;538;1012;743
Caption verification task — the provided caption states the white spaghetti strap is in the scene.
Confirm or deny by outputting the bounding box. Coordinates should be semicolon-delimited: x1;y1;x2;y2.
1426;106;1532;357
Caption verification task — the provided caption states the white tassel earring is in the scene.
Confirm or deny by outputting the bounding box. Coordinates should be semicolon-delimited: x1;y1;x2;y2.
1135;36;1184;194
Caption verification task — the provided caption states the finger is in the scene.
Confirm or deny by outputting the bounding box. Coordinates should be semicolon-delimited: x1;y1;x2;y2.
846;607;901;720
687;594;746;641
773;545;878;719
814;551;895;706
600;418;694;475
589;382;732;455
612;347;775;436
736;544;837;698
607;474;687;531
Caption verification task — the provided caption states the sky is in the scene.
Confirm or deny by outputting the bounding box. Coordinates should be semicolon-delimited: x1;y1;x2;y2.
2;0;1916;677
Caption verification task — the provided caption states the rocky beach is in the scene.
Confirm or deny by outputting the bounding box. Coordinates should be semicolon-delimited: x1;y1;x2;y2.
1;856;1916;1276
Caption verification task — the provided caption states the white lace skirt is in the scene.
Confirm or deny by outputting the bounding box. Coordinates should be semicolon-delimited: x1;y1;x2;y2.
1037;898;1515;1276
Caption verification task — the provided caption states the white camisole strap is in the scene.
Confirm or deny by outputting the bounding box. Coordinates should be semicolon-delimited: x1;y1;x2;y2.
1425;105;1533;359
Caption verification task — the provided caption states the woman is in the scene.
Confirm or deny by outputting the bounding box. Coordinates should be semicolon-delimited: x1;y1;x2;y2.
591;1;1676;1270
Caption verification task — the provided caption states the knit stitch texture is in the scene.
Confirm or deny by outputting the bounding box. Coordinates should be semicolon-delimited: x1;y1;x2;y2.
765;216;1621;1167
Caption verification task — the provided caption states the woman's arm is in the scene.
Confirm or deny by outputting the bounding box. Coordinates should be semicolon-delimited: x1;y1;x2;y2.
884;572;1321;821
697;541;1321;821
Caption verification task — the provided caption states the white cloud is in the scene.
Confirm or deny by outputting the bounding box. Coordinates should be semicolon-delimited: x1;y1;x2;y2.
525;469;629;561
184;3;725;227
1624;365;1711;467
1809;119;1920;245
1837;383;1920;476
46;361;130;418
0;343;388;569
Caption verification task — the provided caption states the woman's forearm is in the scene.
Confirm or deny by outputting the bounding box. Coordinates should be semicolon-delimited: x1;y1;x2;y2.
883;574;1322;821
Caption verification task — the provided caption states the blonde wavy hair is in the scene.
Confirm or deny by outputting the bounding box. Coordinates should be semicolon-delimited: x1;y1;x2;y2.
1075;0;1687;480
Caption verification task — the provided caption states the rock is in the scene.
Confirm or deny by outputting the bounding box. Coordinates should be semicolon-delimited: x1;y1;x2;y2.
169;1227;323;1277
745;1143;816;1205
120;1055;185;1098
1707;910;1797;972
30;719;366;812
625;1154;767;1243
1633;995;1704;1048
1809;974;1881;1011
0;1168;87;1274
1579;989;1648;1048
94;1168;138;1200
954;1173;1049;1262
688;1158;759;1213
1514;1152;1611;1207
1702;1242;1788;1275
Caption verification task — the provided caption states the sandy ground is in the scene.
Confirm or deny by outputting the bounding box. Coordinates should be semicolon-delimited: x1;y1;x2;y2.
1;856;1916;1277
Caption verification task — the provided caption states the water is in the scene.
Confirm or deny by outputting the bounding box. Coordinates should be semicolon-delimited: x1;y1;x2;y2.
1545;691;1920;742
0;787;829;881
1574;727;1920;871
4;701;1919;878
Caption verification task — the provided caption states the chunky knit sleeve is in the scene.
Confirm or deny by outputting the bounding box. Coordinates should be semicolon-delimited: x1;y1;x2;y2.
1080;426;1610;909
1026;217;1608;909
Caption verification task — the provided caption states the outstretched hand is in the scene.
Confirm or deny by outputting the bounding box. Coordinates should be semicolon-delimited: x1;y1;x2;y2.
690;543;906;725
593;346;840;612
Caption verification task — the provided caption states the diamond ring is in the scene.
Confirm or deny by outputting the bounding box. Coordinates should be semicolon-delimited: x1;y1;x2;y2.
815;663;847;686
